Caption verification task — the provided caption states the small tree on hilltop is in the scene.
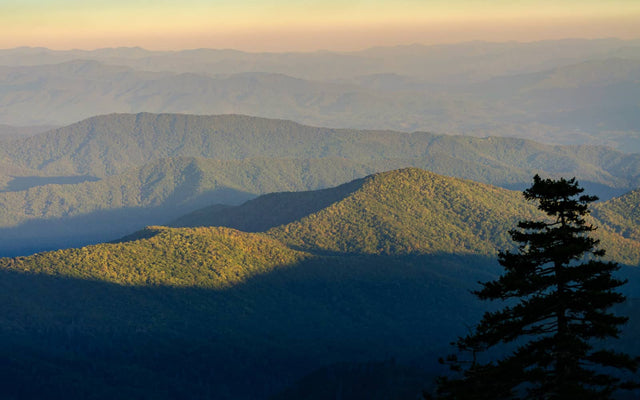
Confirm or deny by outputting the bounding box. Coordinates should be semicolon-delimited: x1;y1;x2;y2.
434;175;637;399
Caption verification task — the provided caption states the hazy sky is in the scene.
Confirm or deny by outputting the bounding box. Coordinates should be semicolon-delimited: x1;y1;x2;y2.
2;0;640;51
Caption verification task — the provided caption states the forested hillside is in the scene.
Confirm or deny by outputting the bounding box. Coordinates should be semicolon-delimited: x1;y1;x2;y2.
3;113;640;256
594;189;640;241
0;113;638;189
175;168;640;265
0;227;496;399
2;226;308;288
1;167;639;399
3;17;640;400
0;156;394;256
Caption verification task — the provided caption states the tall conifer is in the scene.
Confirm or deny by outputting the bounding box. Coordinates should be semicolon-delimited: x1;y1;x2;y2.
435;175;637;399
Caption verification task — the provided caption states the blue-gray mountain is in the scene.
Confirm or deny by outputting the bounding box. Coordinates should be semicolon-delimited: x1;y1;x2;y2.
1;39;639;150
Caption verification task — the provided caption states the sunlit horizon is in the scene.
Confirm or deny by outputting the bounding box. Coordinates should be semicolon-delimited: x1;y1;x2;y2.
2;0;639;52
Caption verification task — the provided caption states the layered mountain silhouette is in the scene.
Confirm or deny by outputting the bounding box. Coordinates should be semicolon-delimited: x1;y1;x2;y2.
2;39;639;400
3;39;634;81
1;39;639;150
2;113;640;256
4;168;639;278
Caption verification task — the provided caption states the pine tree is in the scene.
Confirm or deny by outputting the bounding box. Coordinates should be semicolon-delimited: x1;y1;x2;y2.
434;175;638;399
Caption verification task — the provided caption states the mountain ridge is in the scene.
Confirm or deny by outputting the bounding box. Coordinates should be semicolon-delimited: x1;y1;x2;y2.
11;167;640;268
167;168;640;265
2;113;639;190
1;112;639;256
1;41;639;150
0;156;389;256
1;166;638;399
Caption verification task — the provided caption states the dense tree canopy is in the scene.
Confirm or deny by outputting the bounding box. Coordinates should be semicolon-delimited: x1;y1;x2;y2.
435;175;638;399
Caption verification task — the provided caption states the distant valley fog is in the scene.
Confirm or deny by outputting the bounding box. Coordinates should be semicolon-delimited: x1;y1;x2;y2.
1;39;639;151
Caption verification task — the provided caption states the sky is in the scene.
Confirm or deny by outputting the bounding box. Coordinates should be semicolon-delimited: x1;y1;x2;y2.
2;0;640;52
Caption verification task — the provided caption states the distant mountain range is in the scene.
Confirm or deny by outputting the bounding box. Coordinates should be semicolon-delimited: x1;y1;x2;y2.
1;113;640;256
1;39;639;400
3;39;638;82
1;39;639;150
1;167;638;399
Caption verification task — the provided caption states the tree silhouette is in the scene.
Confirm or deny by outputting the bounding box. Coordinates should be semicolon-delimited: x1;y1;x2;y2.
434;175;637;399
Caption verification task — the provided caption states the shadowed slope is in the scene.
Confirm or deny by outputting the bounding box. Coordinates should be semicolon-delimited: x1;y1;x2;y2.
0;251;497;400
0;157;385;256
0;212;499;398
171;178;366;231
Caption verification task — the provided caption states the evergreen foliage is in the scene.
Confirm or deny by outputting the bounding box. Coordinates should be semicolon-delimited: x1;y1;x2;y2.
435;175;638;399
270;169;541;255
594;188;640;241
268;169;640;264
0;226;308;288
